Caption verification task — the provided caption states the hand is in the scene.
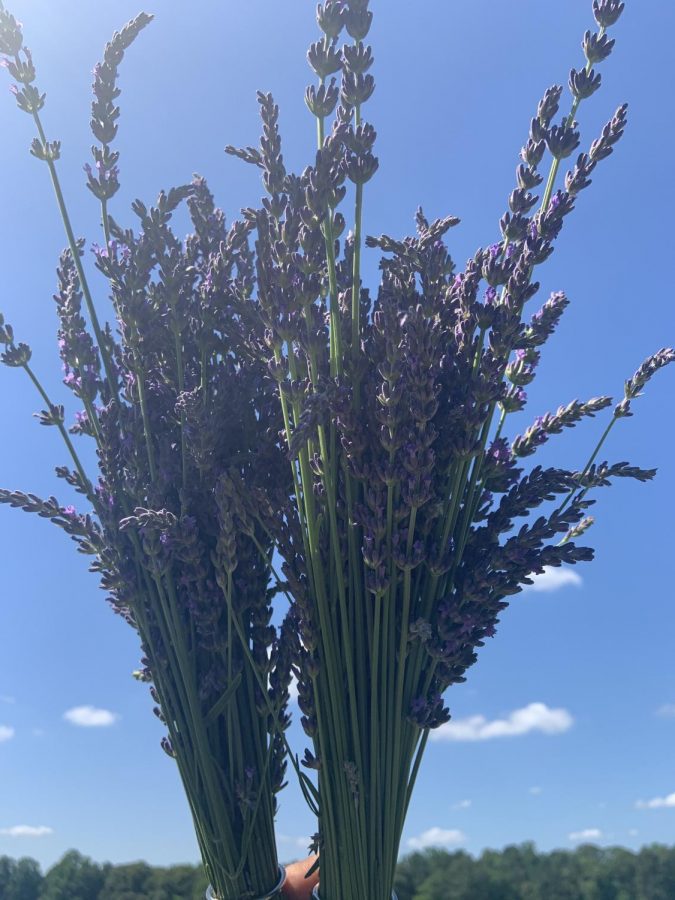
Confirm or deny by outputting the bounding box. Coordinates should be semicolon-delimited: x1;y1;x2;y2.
280;855;320;900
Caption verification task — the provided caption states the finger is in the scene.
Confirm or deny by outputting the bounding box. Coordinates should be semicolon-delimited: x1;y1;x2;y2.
281;855;320;900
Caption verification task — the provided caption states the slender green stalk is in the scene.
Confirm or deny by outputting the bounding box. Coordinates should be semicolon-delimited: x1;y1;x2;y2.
21;361;95;501
558;412;618;514
30;109;118;402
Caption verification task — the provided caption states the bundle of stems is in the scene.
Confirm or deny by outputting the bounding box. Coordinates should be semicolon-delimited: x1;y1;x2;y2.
0;9;295;899
225;1;673;898
1;2;673;899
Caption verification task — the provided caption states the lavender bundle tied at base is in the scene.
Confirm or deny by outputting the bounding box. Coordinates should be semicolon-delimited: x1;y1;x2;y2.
225;1;672;898
0;8;296;900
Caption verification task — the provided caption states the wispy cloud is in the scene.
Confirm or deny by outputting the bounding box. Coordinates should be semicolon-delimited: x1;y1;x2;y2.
525;566;582;593
0;725;15;743
63;706;118;727
278;834;312;851
0;825;53;838
569;828;602;842
0;695;15;704
636;793;675;809
430;702;573;742
529;786;543;795
288;674;299;704
628;829;639;837
656;704;675;718
452;799;472;810
408;827;466;850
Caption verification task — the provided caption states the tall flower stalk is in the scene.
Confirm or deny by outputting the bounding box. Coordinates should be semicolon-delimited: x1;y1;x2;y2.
0;9;295;899
226;1;672;898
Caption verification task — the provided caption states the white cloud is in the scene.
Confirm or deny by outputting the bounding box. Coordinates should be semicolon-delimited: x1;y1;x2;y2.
63;706;118;727
0;695;15;704
408;827;466;850
628;829;639;837
529;786;543;795
0;825;53;838
452;799;472;810
656;704;675;718
526;566;582;593
288;674;299;704
0;725;15;743
430;703;573;742
636;793;675;810
569;828;602;842
278;834;312;850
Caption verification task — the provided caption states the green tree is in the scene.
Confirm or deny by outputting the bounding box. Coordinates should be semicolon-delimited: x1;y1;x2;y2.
0;856;18;896
144;863;206;899
39;850;107;900
99;861;153;899
5;856;43;900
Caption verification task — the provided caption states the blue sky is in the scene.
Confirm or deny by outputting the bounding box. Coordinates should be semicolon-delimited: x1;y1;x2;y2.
1;0;674;873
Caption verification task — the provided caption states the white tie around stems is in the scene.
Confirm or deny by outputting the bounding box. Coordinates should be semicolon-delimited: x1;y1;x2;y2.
311;890;397;900
206;866;287;900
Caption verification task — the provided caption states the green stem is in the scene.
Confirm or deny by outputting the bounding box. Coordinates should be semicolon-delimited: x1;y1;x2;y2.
558;412;618;514
22;361;95;502
30;110;118;402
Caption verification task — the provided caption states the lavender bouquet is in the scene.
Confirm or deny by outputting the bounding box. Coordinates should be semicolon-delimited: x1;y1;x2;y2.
0;8;297;900
1;1;673;900
222;1;673;898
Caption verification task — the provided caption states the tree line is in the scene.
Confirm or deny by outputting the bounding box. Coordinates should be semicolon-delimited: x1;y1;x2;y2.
394;843;675;899
3;843;675;898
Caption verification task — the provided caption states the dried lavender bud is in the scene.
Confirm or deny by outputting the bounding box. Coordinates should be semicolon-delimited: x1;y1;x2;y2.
2;46;34;83
508;188;538;215
305;79;339;118
344;121;376;155
589;103;628;163
302;748;321;770
307;39;342;78
90;13;152;144
521;138;546;168
0;8;23;55
575;461;656;489
546;122;581;160
36;403;64;427
499;211;528;242
615;348;675;417
1;339;31;367
564;152;594;195
345;149;378;185
563;515;595;543
506;348;539;387
256;91;287;198
0;313;12;346
537;85;563;125
582;29;615;63
344;0;373;41
512;397;612;458
316;0;345;39
30;137;60;161
593;0;625;28
341;70;375;107
517;164;543;191
501;385;528;414
536;190;576;241
569;66;602;100
529;116;548;144
9;81;44;114
224;143;263;168
342;42;373;74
